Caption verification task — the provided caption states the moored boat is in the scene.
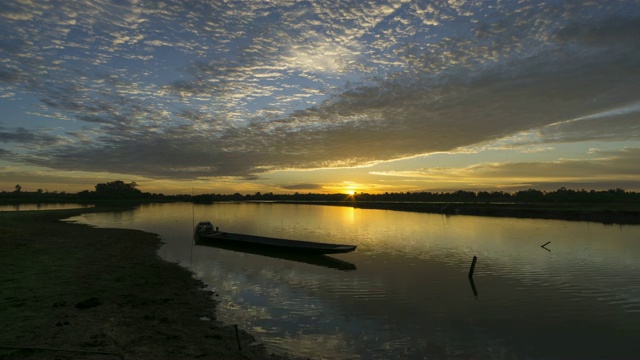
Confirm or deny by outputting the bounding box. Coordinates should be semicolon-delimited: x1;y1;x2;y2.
194;221;357;255
195;221;216;235
194;239;357;270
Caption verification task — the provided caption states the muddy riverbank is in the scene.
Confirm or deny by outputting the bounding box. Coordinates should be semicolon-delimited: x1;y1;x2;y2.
0;208;305;360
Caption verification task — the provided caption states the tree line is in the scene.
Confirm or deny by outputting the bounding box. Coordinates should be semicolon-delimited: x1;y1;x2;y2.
2;181;164;202
2;181;638;204
195;187;639;204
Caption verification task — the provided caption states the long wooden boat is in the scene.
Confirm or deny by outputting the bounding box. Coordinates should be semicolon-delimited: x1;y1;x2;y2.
194;238;357;271
194;221;356;255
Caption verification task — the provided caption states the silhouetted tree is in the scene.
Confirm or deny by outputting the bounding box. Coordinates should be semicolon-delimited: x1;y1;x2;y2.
94;180;142;199
515;189;544;202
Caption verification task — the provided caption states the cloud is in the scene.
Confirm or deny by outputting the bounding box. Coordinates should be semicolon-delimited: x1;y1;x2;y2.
1;1;639;182
0;69;22;84
0;126;65;147
0;147;13;157
371;148;640;188
279;183;325;191
554;16;640;47
475;102;640;150
253;41;640;169
538;112;640;143
20;125;266;179
284;39;359;74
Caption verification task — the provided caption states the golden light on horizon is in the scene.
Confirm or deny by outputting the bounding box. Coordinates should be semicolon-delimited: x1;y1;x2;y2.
343;189;356;201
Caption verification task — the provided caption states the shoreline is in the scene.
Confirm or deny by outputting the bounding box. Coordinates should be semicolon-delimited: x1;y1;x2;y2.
3;200;639;225
0;208;304;360
269;201;640;225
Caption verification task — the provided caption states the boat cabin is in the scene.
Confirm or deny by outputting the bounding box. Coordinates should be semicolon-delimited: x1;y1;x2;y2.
195;221;215;234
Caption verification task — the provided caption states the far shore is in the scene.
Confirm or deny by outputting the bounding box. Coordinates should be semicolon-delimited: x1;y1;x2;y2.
2;199;638;225
269;200;640;225
0;207;305;360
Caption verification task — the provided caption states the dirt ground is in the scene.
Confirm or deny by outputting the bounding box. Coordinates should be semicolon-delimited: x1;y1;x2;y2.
0;208;305;360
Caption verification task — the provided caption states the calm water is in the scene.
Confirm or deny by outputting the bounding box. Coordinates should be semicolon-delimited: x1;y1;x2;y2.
67;202;640;359
0;203;93;211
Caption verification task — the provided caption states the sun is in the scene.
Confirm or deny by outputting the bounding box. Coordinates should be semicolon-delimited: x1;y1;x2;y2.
344;190;356;201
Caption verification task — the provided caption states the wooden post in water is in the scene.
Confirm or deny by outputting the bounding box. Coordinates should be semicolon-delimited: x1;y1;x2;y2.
234;324;242;351
469;277;479;299
468;256;478;279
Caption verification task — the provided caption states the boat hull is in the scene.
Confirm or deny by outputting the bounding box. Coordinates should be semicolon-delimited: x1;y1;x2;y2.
195;231;357;255
194;239;356;270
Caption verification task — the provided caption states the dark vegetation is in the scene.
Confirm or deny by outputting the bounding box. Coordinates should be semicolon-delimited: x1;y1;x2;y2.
2;181;638;204
1;181;169;202
194;187;640;204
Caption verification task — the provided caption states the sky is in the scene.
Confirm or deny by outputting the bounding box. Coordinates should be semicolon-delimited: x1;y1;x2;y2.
1;0;639;195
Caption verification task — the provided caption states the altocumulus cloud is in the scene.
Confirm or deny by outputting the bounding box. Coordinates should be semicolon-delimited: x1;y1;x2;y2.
0;1;639;180
370;148;640;189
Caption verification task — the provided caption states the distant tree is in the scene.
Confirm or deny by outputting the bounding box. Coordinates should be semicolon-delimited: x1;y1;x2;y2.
14;184;21;193
515;189;544;202
94;180;142;199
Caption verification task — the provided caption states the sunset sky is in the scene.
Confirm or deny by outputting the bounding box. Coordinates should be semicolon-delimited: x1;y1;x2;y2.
1;0;639;195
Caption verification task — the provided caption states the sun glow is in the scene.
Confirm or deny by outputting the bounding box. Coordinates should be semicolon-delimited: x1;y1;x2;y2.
344;189;357;201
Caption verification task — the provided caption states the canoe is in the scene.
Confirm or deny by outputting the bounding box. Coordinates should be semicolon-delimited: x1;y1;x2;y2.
194;238;357;271
194;222;356;255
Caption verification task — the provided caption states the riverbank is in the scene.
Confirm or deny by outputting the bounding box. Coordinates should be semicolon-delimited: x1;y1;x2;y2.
0;208;304;360
271;201;640;225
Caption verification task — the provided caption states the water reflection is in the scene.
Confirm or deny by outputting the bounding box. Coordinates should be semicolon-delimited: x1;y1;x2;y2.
469;277;479;299
66;203;640;359
0;203;93;211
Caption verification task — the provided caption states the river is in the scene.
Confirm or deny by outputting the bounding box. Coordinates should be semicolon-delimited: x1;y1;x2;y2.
0;203;93;211
67;202;640;359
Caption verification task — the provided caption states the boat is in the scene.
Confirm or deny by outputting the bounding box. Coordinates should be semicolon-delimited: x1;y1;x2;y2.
195;221;216;234
194;221;357;255
194;238;357;271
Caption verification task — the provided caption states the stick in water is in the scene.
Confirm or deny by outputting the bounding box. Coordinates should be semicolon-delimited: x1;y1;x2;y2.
234;324;242;351
468;256;478;279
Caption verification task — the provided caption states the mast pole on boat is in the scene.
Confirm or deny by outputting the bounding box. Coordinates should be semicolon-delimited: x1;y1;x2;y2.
190;188;195;268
